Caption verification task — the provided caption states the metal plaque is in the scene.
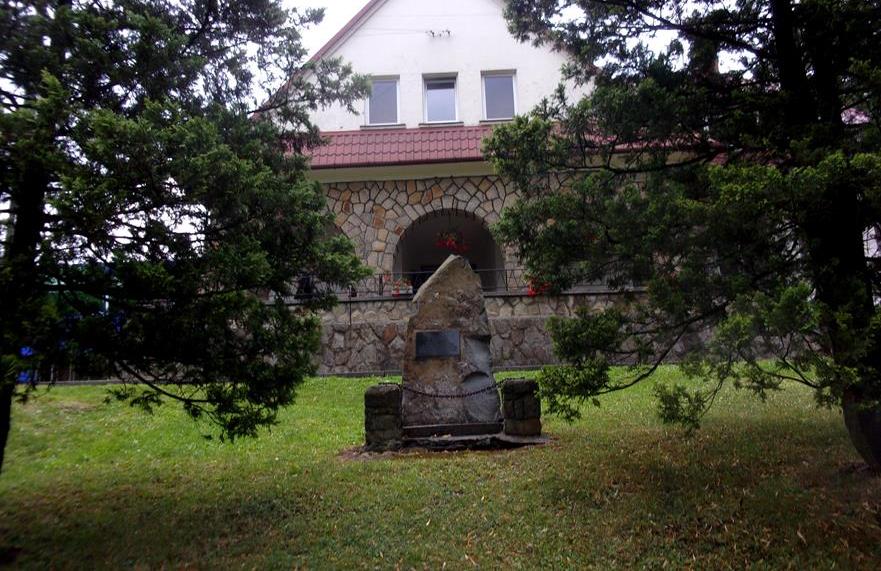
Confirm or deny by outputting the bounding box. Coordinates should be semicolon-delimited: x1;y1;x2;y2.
415;330;461;360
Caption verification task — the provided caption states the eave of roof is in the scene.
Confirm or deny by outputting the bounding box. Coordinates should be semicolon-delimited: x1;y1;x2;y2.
257;0;387;114
306;0;388;67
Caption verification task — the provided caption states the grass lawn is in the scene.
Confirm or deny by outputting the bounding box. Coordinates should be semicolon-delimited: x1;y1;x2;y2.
1;368;880;569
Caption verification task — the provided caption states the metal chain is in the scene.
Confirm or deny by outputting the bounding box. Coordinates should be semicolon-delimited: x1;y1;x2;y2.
380;380;502;399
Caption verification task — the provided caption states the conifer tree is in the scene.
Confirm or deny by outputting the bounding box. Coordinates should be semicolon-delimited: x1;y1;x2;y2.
488;0;881;468
0;0;368;472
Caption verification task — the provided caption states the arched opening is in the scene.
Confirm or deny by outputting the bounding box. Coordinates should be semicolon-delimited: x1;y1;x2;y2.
394;210;506;291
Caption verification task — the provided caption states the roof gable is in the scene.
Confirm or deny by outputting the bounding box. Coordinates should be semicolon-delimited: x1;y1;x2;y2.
308;0;514;66
307;0;389;66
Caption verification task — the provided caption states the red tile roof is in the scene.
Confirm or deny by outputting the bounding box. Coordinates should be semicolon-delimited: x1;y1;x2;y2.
307;125;496;169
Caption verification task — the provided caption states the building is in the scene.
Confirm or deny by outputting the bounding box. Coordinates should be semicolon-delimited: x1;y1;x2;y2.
302;0;613;374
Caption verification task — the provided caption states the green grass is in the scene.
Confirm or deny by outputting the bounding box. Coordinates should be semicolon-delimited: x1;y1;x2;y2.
1;368;880;569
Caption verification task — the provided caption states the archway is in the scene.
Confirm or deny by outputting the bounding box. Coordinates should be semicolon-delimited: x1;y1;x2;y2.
394;210;506;291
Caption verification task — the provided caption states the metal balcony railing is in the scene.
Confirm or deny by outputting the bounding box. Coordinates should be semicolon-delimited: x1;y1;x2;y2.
283;268;613;304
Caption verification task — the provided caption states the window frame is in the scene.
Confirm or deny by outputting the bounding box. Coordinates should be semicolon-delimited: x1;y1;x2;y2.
481;70;518;121
366;76;400;126
422;74;459;124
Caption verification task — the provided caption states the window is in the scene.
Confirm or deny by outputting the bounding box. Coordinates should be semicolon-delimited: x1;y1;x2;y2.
368;78;398;125
424;76;457;123
483;72;516;120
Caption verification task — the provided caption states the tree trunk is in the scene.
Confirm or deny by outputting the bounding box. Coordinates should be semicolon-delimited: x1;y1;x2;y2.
843;389;881;471
0;162;48;474
805;187;881;468
805;180;881;467
770;0;881;470
769;0;813;131
0;0;69;475
0;381;13;474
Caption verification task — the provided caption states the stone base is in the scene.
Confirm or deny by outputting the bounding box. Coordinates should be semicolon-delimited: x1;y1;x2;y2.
364;384;403;452
400;432;549;451
403;422;503;438
501;378;543;437
505;417;542;437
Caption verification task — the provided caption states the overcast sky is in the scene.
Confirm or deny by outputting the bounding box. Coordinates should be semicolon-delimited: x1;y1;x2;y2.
286;0;371;58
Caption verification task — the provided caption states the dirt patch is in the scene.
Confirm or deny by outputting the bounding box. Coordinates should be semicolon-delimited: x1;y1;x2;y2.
839;461;881;479
55;401;97;413
338;435;557;462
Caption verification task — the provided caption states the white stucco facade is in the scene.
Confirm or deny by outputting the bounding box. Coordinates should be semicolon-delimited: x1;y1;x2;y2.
308;0;580;131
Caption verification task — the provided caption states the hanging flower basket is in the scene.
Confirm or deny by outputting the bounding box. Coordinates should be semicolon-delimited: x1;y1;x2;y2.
435;230;470;255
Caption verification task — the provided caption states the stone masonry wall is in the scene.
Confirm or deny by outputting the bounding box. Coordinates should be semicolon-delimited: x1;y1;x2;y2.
318;172;581;374
324;175;518;272
317;293;621;375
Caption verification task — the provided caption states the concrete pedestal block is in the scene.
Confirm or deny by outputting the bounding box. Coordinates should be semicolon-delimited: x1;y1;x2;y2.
502;378;542;437
365;384;403;451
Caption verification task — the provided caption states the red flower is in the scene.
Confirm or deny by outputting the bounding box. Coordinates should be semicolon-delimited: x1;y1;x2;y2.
526;279;551;297
435;231;469;254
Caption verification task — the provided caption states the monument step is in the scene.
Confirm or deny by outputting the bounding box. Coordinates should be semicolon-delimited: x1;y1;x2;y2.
401;432;549;451
403;422;503;438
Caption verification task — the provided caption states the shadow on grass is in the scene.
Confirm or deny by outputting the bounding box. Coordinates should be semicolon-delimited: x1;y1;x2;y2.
2;381;880;569
534;418;881;568
1;472;324;568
